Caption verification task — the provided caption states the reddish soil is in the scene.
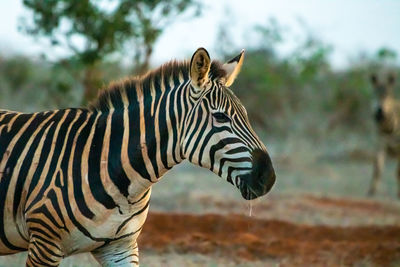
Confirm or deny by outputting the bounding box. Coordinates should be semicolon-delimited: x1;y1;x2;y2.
305;195;400;215
139;212;400;266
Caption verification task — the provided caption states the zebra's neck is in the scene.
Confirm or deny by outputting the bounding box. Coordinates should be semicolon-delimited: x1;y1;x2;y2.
89;62;191;196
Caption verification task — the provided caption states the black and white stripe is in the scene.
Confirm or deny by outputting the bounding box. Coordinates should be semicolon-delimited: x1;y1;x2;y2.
0;48;275;266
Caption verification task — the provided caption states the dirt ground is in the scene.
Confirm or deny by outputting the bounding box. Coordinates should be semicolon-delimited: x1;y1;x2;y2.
1;194;400;267
140;196;400;267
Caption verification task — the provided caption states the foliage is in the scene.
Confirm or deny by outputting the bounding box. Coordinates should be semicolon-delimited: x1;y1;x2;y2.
21;0;200;66
20;0;201;102
0;55;82;111
2;17;400;137
224;21;399;137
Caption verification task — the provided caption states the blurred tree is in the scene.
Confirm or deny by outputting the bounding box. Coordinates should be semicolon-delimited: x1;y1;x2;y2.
19;0;201;103
377;47;397;61
0;55;33;89
253;18;284;53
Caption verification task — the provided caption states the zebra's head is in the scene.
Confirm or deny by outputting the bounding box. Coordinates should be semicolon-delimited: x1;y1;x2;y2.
370;72;397;124
182;48;276;200
371;72;396;100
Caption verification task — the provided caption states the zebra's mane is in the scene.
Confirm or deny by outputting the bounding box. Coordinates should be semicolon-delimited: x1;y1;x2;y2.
89;59;227;112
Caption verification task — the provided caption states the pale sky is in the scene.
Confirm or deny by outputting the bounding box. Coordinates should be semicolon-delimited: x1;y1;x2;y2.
0;0;399;67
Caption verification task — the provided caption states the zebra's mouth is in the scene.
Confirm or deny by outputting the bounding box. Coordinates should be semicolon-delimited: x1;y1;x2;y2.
238;172;275;200
239;181;259;200
237;149;276;200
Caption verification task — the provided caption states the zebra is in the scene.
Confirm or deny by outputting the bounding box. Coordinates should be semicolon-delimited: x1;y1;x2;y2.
0;48;276;266
368;71;400;197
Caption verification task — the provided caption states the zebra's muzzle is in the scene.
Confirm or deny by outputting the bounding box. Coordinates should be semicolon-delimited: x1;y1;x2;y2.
375;106;385;123
238;149;276;200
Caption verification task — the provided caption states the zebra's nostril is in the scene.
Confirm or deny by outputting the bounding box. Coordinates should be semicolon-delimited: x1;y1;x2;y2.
375;107;384;122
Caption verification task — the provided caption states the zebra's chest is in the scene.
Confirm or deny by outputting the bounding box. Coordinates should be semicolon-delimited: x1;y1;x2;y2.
60;203;150;255
376;112;400;157
380;133;400;157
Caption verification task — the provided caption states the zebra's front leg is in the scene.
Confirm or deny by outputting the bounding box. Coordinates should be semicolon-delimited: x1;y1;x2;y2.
368;149;385;196
397;159;400;198
26;235;64;267
92;241;139;267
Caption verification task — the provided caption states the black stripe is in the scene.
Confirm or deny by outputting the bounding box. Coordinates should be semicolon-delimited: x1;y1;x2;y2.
26;218;61;239
167;80;179;164
72;113;96;219
30;233;61;252
143;78;159;177
126;85;152;179
209;137;244;171
29;228;60;248
183;100;202;153
218;157;252;177
115;253;137;263
158;79;172;170
116;200;150;235
32;242;60;263
34;239;62;258
187;105;205;161
59;110;92;220
88;113;118;210
108;109;131;197
46;189;69;233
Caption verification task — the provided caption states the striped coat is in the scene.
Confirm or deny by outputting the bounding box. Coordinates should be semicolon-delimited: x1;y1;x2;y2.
0;48;275;266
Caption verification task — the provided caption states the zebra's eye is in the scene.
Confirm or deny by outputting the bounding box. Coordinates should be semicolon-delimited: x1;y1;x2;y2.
212;112;231;123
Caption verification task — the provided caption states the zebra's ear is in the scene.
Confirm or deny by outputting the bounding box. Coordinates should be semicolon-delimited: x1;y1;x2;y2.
190;48;211;90
223;49;245;87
